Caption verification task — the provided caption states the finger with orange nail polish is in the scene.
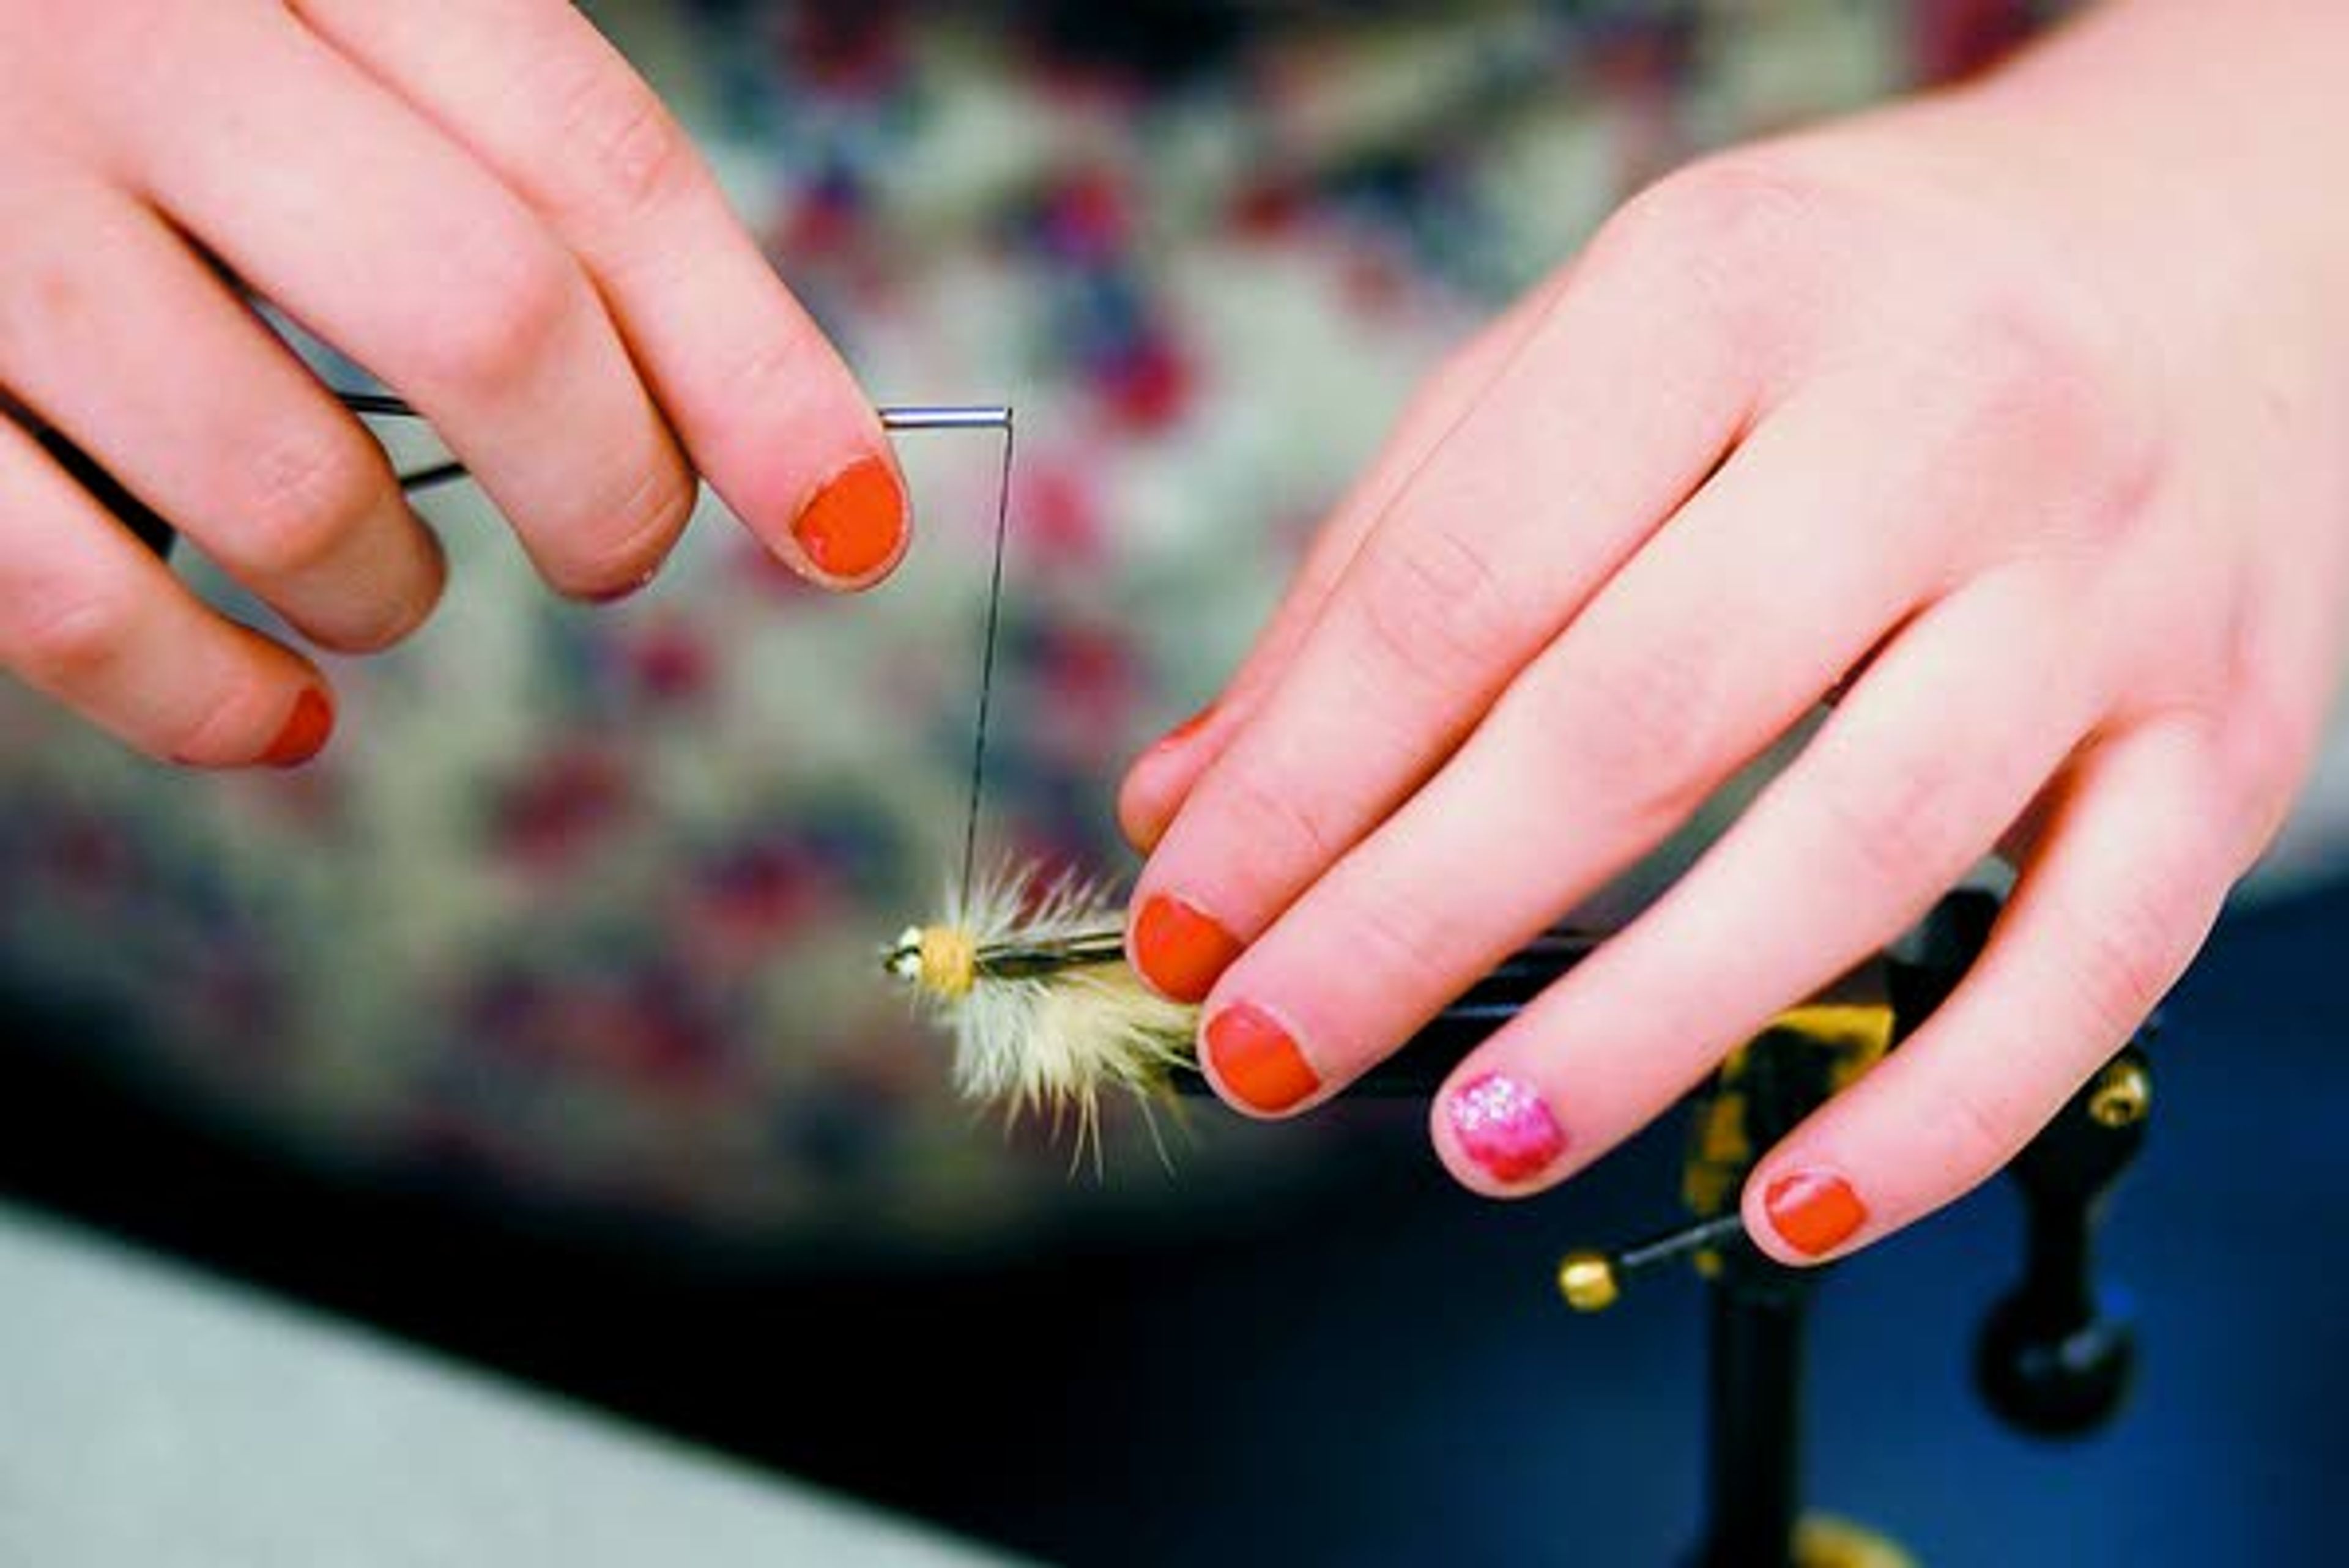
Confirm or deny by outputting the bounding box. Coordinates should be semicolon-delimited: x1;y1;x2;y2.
1203;1000;1319;1114
1761;1169;1867;1257
1129;892;1242;1004
261;687;335;768
791;454;908;585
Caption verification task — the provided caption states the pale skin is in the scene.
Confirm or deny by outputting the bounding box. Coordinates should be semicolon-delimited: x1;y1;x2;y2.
0;0;904;769
1120;0;2349;1262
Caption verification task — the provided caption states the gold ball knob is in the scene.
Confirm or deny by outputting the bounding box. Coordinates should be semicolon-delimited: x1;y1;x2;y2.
2087;1060;2151;1128
1557;1251;1620;1313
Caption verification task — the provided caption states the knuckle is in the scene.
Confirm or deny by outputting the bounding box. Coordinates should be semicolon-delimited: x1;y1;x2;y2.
1356;523;1529;698
1335;887;1453;1004
1921;283;2160;547
718;328;811;413
423;234;578;393
1592;155;1827;336
2058;867;2199;1040
8;579;136;686
1545;641;1720;819
1641;157;1817;253
1816;748;1969;892
232;426;385;578
1936;1070;2037;1178
1210;765;1347;883
0;234;95;367
552;62;694;228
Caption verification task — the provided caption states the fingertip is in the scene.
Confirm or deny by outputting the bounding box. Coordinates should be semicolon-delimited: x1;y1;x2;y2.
1200;1000;1321;1117
168;667;338;773
1117;704;1220;851
296;510;450;653
1116;765;1176;855
786;449;909;590
1431;1069;1572;1197
1743;1163;1871;1266
259;684;337;769
1127;891;1242;1004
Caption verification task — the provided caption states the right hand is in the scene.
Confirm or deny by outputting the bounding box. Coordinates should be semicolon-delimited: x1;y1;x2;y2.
0;0;907;768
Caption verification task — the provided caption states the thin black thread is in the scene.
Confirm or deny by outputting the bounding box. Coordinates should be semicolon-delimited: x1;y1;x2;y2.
959;413;1015;909
397;460;469;493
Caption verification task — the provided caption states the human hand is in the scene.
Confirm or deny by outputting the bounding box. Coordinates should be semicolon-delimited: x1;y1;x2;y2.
0;1;903;767
1116;2;2349;1262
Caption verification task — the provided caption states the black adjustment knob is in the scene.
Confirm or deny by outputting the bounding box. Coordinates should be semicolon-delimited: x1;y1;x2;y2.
1973;1049;2151;1439
1975;1285;2136;1438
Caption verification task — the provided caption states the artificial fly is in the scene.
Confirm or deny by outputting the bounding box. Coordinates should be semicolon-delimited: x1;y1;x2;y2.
885;864;1198;1158
872;404;1206;1158
868;401;1202;1155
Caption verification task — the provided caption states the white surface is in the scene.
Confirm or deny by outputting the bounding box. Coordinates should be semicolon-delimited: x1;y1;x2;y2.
0;1204;1024;1568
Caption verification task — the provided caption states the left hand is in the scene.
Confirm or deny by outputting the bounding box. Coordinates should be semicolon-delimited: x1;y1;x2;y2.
1113;7;2349;1263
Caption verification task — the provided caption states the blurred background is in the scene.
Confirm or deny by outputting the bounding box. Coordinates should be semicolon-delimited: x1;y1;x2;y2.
2;3;2345;1563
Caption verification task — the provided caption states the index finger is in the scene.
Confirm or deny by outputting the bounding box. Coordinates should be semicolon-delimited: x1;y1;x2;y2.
1126;242;1754;1005
291;0;907;586
1118;274;1571;852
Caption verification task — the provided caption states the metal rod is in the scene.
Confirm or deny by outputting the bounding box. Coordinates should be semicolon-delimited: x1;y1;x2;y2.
880;404;1015;431
335;390;1013;433
1617;1213;1749;1278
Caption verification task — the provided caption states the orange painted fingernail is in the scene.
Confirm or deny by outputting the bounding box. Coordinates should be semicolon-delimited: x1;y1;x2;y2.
1204;1002;1318;1113
1764;1169;1867;1257
262;689;333;769
1130;893;1241;1003
790;454;905;580
1154;703;1214;750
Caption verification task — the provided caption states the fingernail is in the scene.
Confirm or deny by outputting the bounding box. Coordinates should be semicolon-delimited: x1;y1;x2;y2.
1130;893;1241;1003
1204;1001;1319;1113
1764;1169;1867;1257
1445;1073;1566;1183
262;689;333;769
791;454;905;580
1153;703;1215;750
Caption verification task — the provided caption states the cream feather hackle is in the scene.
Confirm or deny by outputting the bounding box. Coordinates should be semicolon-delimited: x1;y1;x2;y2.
887;862;1199;1150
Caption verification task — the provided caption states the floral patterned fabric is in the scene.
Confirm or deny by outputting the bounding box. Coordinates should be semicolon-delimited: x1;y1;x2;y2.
19;0;2339;1250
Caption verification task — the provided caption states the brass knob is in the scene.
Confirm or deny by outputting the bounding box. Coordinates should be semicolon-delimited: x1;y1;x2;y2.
1557;1250;1620;1313
2087;1060;2151;1129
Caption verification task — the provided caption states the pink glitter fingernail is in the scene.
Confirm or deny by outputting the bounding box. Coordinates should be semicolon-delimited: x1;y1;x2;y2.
1446;1073;1566;1183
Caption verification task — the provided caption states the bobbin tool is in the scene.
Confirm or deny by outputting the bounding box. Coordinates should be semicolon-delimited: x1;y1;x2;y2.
34;391;1014;563
57;386;1022;915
